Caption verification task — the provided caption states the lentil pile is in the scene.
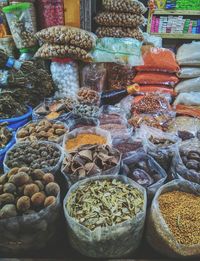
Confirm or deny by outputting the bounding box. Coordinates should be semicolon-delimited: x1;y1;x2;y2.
159;191;200;245
66;179;144;230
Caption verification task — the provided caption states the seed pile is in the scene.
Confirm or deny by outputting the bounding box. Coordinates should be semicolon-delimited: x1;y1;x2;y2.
0;168;60;219
5;142;61;170
17;120;68;143
159;191;200;245
66;179;144;230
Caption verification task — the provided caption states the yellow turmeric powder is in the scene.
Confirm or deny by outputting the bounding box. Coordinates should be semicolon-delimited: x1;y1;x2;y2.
66;133;107;151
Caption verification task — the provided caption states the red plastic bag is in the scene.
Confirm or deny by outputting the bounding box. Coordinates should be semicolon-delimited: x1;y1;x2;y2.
134;72;179;87
136;48;180;73
138;85;176;96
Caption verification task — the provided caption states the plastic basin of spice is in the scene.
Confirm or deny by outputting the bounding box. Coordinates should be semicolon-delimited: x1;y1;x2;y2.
0;106;32;130
0;131;15;169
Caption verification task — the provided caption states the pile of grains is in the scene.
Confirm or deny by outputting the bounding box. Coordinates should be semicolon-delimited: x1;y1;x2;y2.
66;179;144;230
159;191;200;245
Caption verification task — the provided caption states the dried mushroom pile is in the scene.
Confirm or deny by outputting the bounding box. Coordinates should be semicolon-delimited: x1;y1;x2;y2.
95;0;146;40
5;142;61;170
62;144;120;183
35;26;96;61
17;120;68;143
66;179;144;230
0;123;12;149
0;168;60;219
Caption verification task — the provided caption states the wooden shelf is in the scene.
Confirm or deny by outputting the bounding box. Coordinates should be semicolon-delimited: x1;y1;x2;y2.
150;33;200;39
153;9;200;15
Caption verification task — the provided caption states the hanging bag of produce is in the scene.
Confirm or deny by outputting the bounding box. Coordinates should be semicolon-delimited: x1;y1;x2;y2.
146;180;200;258
50;58;80;99
122;151;167;201
3;3;37;49
63;175;147;258
171;138;200;184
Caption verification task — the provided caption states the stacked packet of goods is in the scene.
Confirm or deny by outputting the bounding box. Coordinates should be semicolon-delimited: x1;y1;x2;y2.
34;26;97;62
94;0;146;41
174;42;200;118
133;46;180;96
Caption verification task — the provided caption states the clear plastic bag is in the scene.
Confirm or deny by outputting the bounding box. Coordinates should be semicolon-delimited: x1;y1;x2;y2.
34;43;92;62
177;67;200;79
95;12;145;27
138;125;181;172
63;175;147;258
143;33;162;48
0;187;60;254
122;151;167;200
90;37;143;66
171;138;200;184
63;127;112;153
36;26;97;50
81;63;107;93
96;26;144;41
175;77;200;93
50;59;79;99
3;141;64;174
146;180;200;258
3;3;37;49
136;47;180;73
174;92;200;106
61;144;121;186
176;42;200;66
134;72;179;87
102;0;147;14
66;117;100;131
0;36;16;57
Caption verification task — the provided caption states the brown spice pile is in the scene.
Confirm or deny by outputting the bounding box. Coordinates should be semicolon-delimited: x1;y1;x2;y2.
159;191;200;245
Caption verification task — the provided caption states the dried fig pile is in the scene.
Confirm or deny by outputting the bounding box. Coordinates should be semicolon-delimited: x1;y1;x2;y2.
5;142;62;170
0;168;60;219
62;144;120;183
17;120;68;143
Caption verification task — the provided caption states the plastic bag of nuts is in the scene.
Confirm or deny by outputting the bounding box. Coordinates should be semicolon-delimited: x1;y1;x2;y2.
16;120;69;144
3;141;64;174
95;12;145;27
34;43;92;62
35;26;97;50
102;0;147;14
146;180;200;258
3;3;37;49
96;26;144;41
171;138;200;184
0;167;60;254
63;175;147;258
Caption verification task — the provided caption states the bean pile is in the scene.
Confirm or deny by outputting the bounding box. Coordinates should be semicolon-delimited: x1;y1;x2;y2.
159;191;200;245
0;168;60;219
5;142;61;170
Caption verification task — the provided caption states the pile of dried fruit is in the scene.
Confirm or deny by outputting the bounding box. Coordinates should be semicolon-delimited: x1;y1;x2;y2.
62;144;120;183
5;142;62;170
0;123;12;149
0;168;60;219
17;120;68;143
66;179;144;230
77;87;100;105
